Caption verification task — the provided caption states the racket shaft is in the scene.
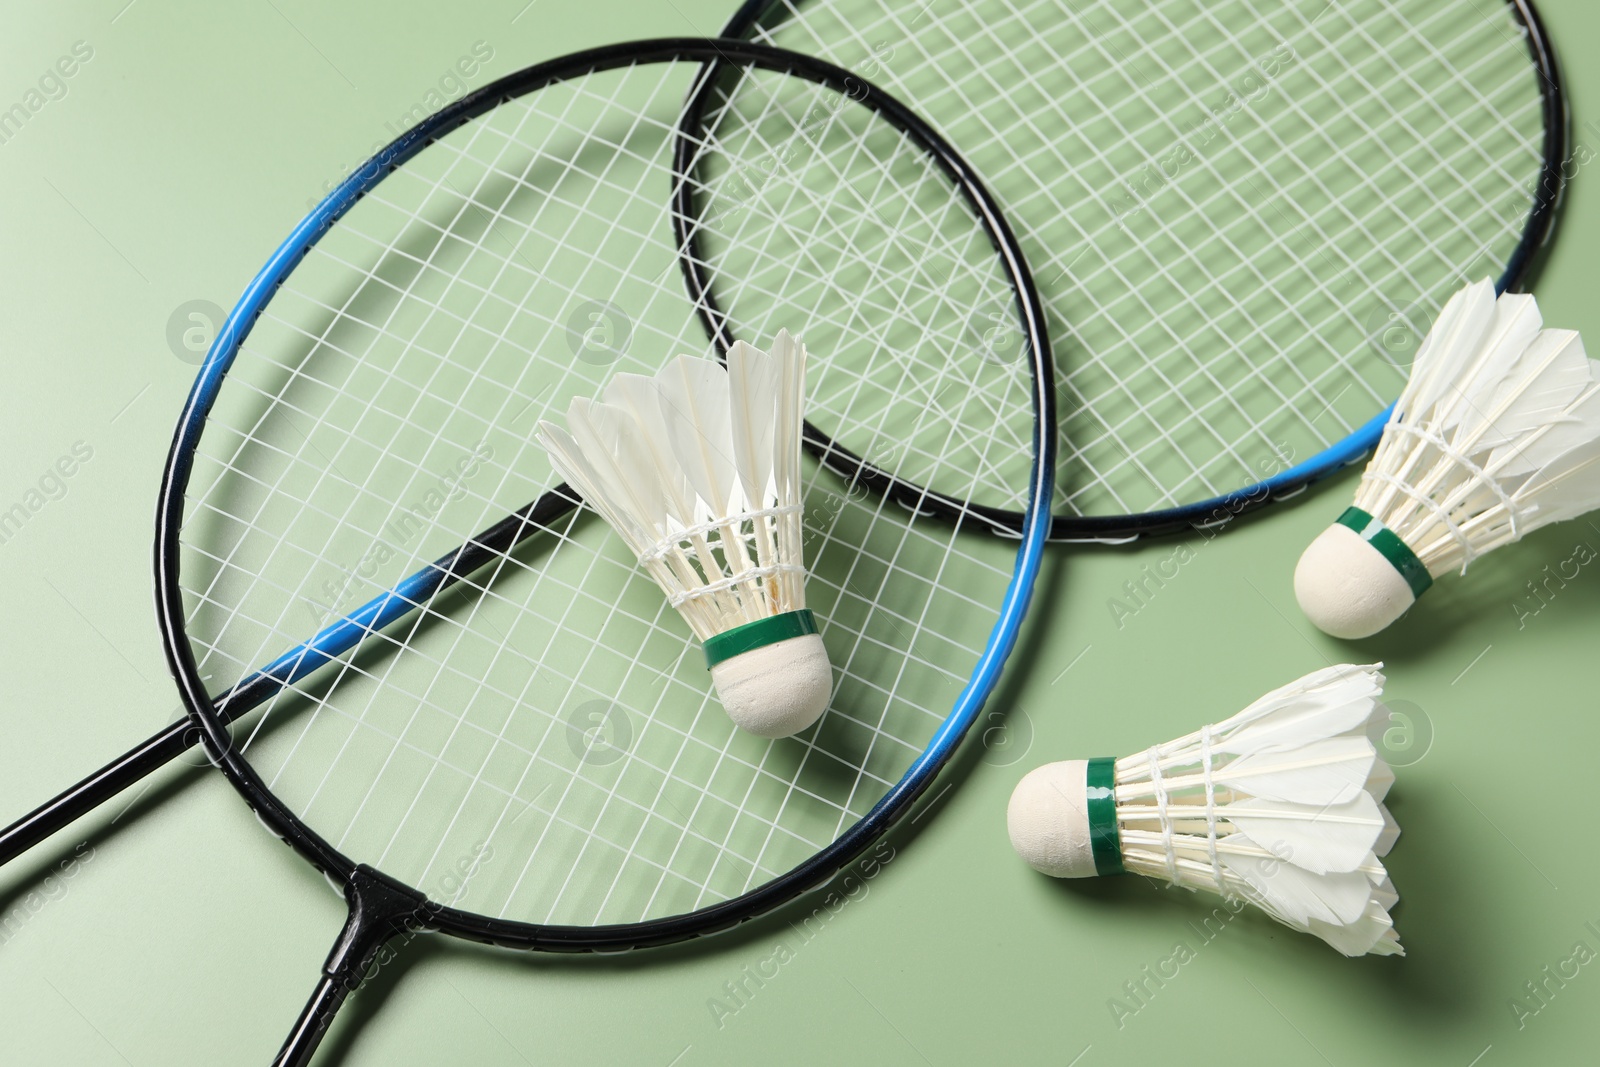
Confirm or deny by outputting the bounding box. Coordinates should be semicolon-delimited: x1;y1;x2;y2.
0;718;197;866
0;493;572;867
272;976;347;1067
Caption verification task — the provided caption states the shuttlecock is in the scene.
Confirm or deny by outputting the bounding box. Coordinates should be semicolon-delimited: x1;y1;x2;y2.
1297;279;1599;638
537;331;831;738
1007;664;1402;957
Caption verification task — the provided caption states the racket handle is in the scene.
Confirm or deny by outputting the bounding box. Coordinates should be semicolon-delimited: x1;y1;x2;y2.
0;718;199;867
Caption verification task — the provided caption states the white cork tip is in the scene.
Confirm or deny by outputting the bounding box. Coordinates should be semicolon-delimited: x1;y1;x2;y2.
1007;760;1096;879
1294;523;1418;640
710;633;832;738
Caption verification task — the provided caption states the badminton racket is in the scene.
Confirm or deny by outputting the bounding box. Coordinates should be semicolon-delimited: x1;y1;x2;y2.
145;38;1051;1064
700;0;1566;538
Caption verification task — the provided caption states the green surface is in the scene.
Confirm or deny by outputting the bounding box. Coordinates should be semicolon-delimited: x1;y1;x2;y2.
0;1;1597;1064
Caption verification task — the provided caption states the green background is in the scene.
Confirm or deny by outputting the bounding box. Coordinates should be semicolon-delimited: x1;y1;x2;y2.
1;1;1596;1063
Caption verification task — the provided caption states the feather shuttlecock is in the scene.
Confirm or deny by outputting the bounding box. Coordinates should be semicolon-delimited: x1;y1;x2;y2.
1296;279;1598;638
537;331;830;738
1007;664;1402;957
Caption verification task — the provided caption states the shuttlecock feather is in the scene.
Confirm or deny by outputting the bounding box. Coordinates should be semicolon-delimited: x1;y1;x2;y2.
1007;664;1402;957
1296;279;1600;638
537;331;831;737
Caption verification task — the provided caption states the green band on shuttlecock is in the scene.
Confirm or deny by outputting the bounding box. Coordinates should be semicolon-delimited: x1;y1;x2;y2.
1084;757;1125;877
1335;507;1434;600
703;609;819;670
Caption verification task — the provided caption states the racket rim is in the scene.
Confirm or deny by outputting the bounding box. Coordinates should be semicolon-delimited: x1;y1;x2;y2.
153;35;1057;952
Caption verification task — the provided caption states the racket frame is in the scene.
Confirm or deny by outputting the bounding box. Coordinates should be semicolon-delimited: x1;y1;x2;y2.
149;39;1055;1060
699;0;1570;540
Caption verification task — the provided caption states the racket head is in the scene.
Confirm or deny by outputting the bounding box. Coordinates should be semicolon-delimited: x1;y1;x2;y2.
704;0;1568;539
154;38;1053;951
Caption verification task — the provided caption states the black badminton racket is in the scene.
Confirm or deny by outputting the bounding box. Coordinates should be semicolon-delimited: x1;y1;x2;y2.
137;38;1052;1064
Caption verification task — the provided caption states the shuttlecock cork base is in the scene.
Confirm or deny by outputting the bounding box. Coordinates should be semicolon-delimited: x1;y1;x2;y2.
538;330;832;739
704;610;831;738
1006;758;1114;880
1295;509;1433;639
1008;664;1403;957
1296;278;1600;639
